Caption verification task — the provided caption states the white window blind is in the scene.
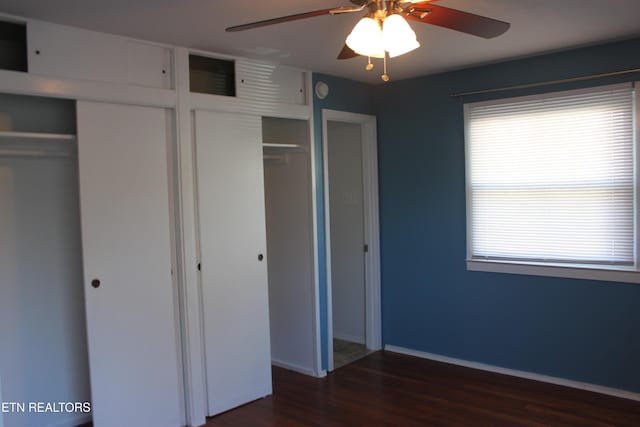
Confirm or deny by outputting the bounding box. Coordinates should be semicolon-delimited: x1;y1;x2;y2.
466;84;635;268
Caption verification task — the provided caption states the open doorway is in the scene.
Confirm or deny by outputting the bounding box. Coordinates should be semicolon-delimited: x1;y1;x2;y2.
262;116;321;377
322;109;381;371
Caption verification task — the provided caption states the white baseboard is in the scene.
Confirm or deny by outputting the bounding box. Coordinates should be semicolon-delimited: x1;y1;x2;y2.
385;345;640;402
271;359;318;377
47;414;92;427
333;332;365;345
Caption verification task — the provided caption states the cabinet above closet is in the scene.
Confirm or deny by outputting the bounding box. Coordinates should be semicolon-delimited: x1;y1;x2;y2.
188;53;308;106
0;14;312;115
27;21;173;89
0;17;173;89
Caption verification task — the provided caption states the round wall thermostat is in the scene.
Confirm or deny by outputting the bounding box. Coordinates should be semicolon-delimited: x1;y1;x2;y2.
315;81;329;99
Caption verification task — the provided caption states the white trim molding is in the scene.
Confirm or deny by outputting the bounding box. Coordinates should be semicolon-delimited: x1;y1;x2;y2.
173;47;208;427
307;72;324;379
385;345;640;402
0;69;176;108
271;360;320;378
322;109;382;372
467;259;640;284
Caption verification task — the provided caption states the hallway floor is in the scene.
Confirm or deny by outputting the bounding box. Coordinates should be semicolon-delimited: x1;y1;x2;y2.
333;338;371;369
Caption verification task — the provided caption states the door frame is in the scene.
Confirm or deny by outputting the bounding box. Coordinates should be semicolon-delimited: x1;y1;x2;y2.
322;109;382;371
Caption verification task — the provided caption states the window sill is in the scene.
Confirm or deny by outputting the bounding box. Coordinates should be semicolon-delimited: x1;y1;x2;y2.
466;259;640;284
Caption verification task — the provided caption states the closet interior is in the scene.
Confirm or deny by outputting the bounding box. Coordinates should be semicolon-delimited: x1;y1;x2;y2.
262;116;317;375
0;93;91;427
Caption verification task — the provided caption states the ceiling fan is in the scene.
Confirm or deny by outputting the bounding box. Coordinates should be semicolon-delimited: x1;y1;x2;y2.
226;0;510;81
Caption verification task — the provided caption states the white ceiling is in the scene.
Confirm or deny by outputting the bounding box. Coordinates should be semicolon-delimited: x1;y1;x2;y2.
0;0;639;83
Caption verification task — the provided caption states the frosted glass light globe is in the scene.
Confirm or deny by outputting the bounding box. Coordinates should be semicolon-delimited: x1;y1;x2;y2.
382;14;420;58
346;17;385;58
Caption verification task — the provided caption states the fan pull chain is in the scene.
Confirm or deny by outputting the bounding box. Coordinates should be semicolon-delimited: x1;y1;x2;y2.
366;56;374;71
381;52;390;82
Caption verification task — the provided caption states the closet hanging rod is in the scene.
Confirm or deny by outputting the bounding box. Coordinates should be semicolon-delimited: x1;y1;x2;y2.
450;68;640;98
0;131;76;141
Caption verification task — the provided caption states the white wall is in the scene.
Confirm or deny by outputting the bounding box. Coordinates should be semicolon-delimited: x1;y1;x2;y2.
0;155;91;427
327;121;365;345
262;117;316;374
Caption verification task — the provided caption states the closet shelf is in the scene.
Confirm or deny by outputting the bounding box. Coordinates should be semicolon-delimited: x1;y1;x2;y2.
262;143;303;149
0;131;76;141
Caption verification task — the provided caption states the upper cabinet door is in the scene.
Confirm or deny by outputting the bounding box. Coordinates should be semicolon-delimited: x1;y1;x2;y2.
126;40;172;89
194;110;272;416
28;21;171;88
236;60;306;105
76;101;182;427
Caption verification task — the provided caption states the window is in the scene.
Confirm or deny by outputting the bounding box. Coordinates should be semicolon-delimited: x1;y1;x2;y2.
465;83;639;283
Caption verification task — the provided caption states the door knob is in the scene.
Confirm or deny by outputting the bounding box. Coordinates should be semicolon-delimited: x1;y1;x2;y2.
91;279;101;288
258;254;264;261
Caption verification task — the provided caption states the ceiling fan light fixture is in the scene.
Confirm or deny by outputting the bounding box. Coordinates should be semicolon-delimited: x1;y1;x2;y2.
382;14;420;58
387;39;420;58
345;17;385;58
226;1;511;81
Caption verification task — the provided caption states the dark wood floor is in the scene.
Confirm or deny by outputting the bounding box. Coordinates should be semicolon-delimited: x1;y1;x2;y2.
206;350;640;427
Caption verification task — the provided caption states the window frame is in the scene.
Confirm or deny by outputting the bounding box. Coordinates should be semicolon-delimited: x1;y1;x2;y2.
464;82;640;284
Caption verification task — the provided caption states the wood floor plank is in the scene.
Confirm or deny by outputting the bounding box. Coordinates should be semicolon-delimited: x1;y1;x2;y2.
206;351;640;427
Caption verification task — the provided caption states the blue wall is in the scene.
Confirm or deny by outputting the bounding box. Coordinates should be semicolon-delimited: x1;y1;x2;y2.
313;38;640;391
311;73;376;370
375;37;640;392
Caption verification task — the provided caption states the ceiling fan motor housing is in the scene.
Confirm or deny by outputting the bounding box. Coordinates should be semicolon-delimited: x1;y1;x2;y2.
368;1;403;20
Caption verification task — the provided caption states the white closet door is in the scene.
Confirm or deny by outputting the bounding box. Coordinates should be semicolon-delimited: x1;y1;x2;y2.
194;110;272;416
77;101;182;427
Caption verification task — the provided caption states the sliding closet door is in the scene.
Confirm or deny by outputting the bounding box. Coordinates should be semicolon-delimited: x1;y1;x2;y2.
77;101;182;426
194;110;272;416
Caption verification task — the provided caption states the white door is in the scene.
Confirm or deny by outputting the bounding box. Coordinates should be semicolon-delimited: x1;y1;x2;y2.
194;110;272;416
77;101;182;427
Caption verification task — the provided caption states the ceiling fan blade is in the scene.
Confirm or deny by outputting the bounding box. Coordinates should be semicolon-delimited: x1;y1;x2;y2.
399;0;439;4
337;44;359;60
226;7;349;32
404;3;510;39
330;5;368;15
